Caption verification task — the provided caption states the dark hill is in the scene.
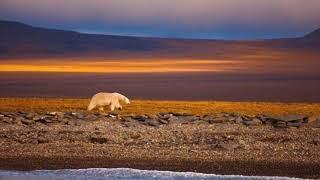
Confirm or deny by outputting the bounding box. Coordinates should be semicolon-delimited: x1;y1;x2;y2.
304;28;320;40
0;20;164;57
0;20;319;58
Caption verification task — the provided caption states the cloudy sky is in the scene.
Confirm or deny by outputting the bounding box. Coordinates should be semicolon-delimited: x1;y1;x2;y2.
1;0;320;39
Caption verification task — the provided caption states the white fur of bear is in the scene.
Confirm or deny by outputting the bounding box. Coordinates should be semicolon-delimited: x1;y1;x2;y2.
88;92;130;111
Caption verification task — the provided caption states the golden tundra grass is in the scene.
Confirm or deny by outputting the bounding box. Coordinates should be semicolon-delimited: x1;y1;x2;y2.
0;98;320;116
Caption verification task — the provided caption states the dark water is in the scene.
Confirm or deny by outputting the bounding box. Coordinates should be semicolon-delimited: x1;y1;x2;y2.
1;72;320;102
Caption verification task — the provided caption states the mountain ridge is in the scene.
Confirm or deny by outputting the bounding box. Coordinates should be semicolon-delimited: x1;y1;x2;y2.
0;20;319;58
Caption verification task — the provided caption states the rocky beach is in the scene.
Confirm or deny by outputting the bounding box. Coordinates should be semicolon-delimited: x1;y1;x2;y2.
1;110;320;179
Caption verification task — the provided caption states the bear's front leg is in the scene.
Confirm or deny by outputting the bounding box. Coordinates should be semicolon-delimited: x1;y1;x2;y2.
110;104;115;111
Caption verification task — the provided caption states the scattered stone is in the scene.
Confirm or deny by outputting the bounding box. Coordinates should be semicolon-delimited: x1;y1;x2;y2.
24;113;37;120
309;139;320;145
60;118;69;124
169;112;194;116
89;136;108;144
218;141;241;151
123;116;134;122
307;116;320;123
233;116;243;124
241;115;252;121
158;119;169;124
145;119;160;127
2;113;14;117
20;118;34;125
132;115;149;121
123;121;134;127
109;112;119;116
15;116;26;123
167;116;179;123
209;117;227;124
85;114;98;120
66;121;75;126
307;118;320;128
130;134;141;139
177;116;199;122
202;115;213;121
267;115;306;122
75;113;84;119
63;112;74;118
44;119;54;123
273;121;287;128
37;137;49;144
33;115;45;122
0;111;317;130
287;122;304;127
243;118;262;126
147;114;158;120
75;121;82;126
227;117;236;122
257;115;268;123
203;115;228;123
56;112;65;118
158;112;171;116
47;112;57;116
2;117;13;124
94;112;108;117
158;113;172;120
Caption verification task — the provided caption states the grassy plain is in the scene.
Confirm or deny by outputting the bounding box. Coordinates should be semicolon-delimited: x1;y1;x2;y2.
0;98;319;116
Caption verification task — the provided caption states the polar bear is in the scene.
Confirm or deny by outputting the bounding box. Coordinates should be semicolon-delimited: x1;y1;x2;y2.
87;92;130;111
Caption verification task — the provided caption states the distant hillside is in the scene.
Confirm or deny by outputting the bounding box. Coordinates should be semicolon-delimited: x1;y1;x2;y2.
0;20;164;58
304;28;320;40
0;20;319;58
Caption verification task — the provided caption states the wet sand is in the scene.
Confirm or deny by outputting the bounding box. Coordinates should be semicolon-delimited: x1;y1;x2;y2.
1;153;319;179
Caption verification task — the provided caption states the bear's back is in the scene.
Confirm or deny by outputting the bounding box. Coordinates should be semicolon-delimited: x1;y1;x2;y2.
91;92;113;105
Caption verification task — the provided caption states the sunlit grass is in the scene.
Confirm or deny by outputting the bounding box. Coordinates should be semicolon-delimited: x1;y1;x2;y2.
0;59;244;73
0;98;319;116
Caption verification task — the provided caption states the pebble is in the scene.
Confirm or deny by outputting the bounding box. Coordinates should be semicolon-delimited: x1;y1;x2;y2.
287;122;304;127
307;118;320;128
2;117;13;123
209;117;227;124
25;113;36;120
158;119;169;124
20;118;35;125
273;121;287;128
145;119;160;127
218;141;241;151
243;118;262;126
234;116;243;123
267;115;306;122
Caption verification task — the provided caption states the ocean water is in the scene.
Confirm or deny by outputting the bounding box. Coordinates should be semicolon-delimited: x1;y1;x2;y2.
0;168;306;180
